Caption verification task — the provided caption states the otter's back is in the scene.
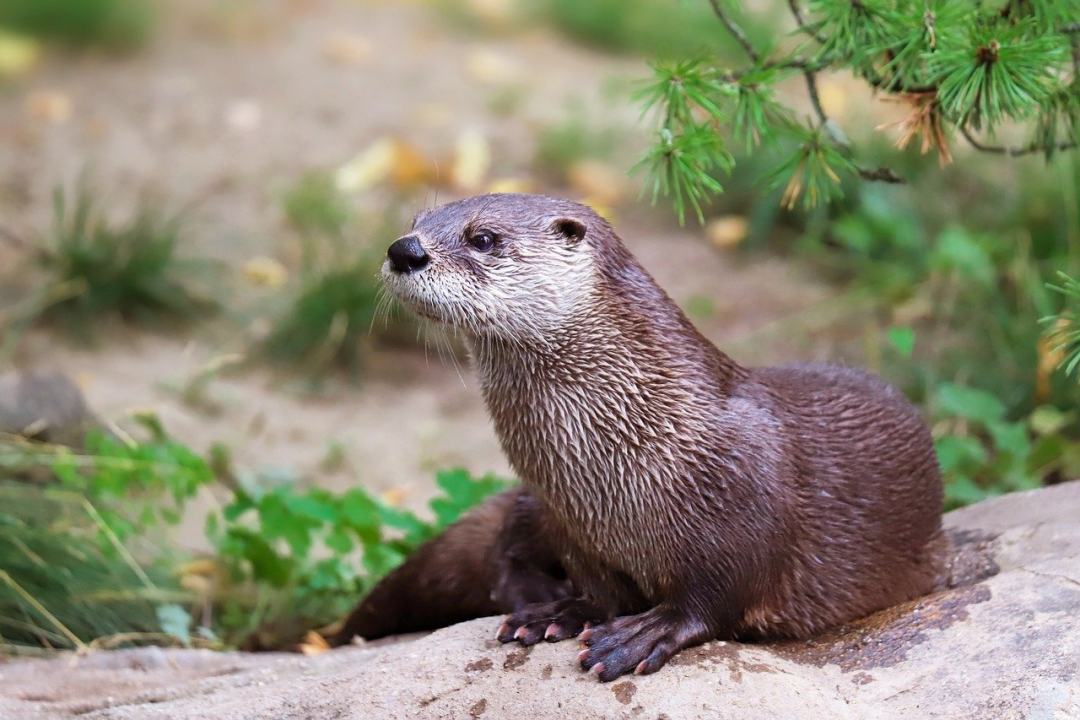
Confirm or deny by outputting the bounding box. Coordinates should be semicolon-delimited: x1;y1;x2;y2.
746;363;944;637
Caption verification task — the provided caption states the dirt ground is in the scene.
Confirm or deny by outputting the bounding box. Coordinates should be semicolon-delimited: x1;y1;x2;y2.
0;0;848;538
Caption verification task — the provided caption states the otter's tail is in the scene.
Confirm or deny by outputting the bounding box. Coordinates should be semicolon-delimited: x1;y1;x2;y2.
330;490;516;645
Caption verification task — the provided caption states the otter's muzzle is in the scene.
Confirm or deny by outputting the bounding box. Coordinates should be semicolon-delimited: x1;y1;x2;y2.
387;235;430;274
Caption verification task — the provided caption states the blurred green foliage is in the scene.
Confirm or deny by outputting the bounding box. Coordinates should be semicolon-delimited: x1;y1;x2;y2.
0;424;509;653
0;0;153;51
264;172;413;374
530;0;735;58
534;109;621;182
748;153;1080;506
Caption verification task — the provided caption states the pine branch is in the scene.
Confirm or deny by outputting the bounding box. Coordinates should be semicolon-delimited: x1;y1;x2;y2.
707;0;760;63
799;53;904;183
960;125;1079;156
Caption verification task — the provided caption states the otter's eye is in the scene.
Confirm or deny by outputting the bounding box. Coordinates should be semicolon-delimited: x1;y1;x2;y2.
467;230;497;253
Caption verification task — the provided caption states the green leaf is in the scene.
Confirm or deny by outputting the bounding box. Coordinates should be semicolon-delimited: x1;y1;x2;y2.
430;469;509;529
935;383;1005;422
361;543;406;579
1029;405;1069;436
987;421;1031;464
935;434;988;473
944;474;988;509
325;525;353;555
225;528;292;586
157;603;192;647
932;227;995;285
886;326;916;357
281;490;338;523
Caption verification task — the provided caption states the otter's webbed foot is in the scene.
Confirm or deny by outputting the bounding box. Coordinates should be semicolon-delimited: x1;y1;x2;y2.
578;605;709;682
496;597;607;646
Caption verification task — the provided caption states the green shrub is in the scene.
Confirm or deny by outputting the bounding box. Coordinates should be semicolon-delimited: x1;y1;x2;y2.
0;0;153;51
931;383;1074;509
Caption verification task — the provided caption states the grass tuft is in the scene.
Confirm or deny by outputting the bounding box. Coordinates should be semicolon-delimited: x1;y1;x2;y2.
263;172;414;374
25;183;217;341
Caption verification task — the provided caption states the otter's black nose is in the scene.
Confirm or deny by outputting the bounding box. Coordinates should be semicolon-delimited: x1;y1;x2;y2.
387;235;430;274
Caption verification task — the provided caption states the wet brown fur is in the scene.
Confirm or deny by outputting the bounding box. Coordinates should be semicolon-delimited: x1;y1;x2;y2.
337;194;944;680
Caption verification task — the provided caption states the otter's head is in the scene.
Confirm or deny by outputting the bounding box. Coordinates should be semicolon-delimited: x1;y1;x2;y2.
381;194;604;342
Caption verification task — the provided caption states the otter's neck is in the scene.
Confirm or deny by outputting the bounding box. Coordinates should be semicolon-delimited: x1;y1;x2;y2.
468;260;746;526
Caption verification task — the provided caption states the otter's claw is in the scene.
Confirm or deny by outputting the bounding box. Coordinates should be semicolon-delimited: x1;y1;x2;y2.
577;606;708;682
497;598;606;647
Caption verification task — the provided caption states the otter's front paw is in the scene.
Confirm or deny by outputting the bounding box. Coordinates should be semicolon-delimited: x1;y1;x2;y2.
496;597;605;646
578;606;708;682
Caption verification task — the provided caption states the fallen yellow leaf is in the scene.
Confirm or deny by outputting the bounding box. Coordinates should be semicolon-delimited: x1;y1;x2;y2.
487;177;533;194
705;215;749;249
467;0;515;25
451;129;491;191
389;139;436;188
465;47;519;84
299;630;331;656
567;160;625;207
242;256;288;288
379;486;408;507
337;137;397;192
0;31;40;78
580;197;615;222
322;32;372;65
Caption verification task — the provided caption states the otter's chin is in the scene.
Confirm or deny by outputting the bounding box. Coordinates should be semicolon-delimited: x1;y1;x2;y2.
381;271;451;325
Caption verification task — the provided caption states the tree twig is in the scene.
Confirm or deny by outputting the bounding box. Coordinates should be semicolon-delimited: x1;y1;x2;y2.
707;0;760;63
786;0;826;43
960;125;1078;157
802;69;829;128
857;166;906;183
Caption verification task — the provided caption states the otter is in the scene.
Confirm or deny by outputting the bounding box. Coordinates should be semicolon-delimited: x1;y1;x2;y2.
334;194;944;682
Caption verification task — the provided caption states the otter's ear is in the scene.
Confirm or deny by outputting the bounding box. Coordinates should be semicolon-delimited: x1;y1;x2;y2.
550;217;587;246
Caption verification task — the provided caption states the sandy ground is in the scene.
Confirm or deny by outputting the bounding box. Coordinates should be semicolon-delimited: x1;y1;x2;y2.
0;0;851;535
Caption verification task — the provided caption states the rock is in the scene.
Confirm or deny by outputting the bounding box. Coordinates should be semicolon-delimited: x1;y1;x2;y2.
2;482;1079;720
0;370;98;447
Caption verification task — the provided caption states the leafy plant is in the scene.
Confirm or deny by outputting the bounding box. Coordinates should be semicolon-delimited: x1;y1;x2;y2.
207;466;509;648
932;383;1072;509
21;184;217;341
638;0;1079;218
0;422;509;653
